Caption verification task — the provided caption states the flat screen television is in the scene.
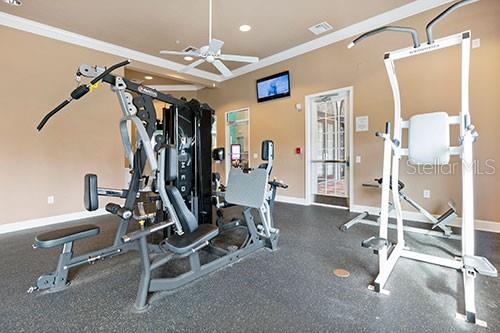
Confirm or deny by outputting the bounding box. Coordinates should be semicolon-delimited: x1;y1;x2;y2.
256;71;290;103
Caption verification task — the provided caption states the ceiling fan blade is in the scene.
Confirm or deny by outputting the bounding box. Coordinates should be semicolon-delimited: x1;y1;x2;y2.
218;54;259;63
208;39;224;54
179;59;206;73
212;60;232;77
160;50;199;56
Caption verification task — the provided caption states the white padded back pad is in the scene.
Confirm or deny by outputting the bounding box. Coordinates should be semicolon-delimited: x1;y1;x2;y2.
408;112;450;165
225;168;268;209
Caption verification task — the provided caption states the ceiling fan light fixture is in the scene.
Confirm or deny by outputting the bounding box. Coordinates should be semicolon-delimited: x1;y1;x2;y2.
144;75;153;80
239;24;252;32
3;0;22;6
184;56;194;61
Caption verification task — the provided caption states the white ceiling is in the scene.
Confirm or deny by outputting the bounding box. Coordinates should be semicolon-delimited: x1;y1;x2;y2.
0;0;454;83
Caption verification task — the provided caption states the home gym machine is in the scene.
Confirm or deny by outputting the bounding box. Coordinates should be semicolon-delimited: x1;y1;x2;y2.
348;0;496;326
30;60;284;311
30;60;186;293
341;177;459;239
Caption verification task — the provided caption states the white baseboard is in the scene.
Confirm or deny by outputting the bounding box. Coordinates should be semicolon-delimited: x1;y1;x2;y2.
275;195;308;206
275;196;348;210
0;209;109;235
350;204;500;234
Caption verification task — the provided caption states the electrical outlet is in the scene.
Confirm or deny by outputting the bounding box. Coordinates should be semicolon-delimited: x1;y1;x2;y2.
253;153;258;159
355;156;362;164
423;190;431;199
48;196;55;204
472;38;480;49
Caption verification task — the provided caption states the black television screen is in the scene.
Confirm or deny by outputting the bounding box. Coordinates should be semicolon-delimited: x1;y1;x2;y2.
256;71;290;103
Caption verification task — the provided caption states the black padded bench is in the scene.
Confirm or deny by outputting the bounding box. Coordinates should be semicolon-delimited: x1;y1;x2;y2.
31;224;100;292
34;224;100;249
164;224;219;254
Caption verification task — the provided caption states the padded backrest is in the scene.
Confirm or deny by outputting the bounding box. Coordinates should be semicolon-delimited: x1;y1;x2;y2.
84;174;99;211
165;186;198;233
408;112;450;165
225;168;268;209
261;140;274;161
165;145;178;181
212;147;225;161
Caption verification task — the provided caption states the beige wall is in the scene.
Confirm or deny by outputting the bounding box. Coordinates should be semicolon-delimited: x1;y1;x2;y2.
199;0;500;222
0;26;206;226
1;0;499;226
0;27;128;225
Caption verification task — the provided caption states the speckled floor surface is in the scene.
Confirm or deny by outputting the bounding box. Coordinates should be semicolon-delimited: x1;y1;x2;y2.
0;203;498;333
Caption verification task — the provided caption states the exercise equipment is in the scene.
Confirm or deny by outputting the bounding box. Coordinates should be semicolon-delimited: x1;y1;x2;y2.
29;60;285;311
132;152;281;310
212;141;288;230
341;177;458;239
348;0;496;326
163;98;214;225
30;60;185;293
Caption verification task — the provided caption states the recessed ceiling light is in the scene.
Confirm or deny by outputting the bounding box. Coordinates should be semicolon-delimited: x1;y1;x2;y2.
239;25;252;32
144;75;153;80
184;56;194;61
3;0;22;6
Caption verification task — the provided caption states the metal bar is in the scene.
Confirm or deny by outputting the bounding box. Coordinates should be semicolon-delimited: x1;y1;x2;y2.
311;159;348;164
122;221;175;243
349;218;461;240
68;242;136;267
388;32;465;61
460;33;477;322
134;236;152;311
64;248;124;270
374;242;404;290
426;0;479;44
97;188;127;198
102;74;184;106
340;211;368;231
401;250;463;269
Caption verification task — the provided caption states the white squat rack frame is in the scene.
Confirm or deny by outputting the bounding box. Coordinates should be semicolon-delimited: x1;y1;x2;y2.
373;30;496;327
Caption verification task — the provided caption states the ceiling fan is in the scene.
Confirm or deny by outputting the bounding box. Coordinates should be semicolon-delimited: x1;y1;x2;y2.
159;0;258;77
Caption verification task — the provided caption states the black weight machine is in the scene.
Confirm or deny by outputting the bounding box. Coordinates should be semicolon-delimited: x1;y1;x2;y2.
30;60;285;312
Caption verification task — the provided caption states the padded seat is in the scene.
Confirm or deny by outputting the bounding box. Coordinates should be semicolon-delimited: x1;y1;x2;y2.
164;224;219;254
35;224;100;249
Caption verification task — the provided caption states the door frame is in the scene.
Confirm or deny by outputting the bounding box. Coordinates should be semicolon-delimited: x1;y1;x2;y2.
224;107;251;179
305;86;354;209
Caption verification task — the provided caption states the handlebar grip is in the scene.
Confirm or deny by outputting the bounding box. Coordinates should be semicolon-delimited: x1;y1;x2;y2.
36;99;71;131
105;203;132;219
70;85;90;100
105;203;121;214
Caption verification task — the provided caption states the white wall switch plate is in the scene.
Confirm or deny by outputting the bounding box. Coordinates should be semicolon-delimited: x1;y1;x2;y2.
472;38;480;49
48;196;55;204
355;156;362;164
423;190;431;199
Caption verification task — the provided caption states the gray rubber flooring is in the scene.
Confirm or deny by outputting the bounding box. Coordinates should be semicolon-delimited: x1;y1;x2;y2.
0;203;499;332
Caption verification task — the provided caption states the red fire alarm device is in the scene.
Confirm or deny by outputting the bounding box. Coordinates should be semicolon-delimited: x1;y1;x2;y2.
295;147;302;155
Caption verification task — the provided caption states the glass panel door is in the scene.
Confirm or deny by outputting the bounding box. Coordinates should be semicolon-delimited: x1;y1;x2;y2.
310;91;349;206
226;109;250;175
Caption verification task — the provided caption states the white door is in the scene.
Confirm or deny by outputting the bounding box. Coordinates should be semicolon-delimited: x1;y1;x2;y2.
308;89;351;207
